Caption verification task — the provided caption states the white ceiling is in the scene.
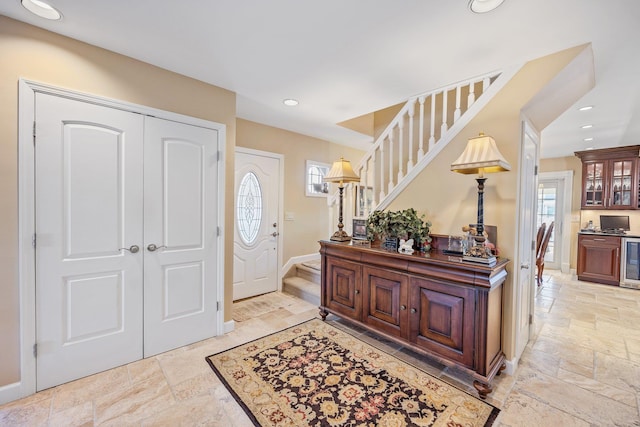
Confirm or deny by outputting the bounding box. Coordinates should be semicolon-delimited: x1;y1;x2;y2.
2;0;640;158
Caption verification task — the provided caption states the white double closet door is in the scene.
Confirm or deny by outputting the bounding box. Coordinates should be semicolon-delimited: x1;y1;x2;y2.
35;93;219;390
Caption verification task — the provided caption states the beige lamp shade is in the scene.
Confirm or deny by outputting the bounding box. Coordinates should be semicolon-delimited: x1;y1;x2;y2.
451;133;511;176
323;157;360;184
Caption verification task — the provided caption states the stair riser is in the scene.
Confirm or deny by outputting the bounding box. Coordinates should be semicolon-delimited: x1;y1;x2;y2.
297;268;320;284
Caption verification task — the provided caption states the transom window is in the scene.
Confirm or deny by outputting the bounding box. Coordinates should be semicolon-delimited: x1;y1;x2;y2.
237;172;263;245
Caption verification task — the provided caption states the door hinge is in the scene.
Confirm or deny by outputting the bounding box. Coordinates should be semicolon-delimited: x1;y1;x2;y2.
216;301;221;311
33;121;36;145
531;240;535;251
534;165;538;175
217;226;221;237
33;343;37;357
529;314;533;325
32;234;36;248
217;151;221;162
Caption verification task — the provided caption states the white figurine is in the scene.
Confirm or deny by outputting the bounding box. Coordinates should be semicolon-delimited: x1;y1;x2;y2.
398;238;414;254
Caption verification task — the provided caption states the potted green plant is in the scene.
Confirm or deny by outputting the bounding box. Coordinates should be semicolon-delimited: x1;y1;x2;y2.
366;208;432;251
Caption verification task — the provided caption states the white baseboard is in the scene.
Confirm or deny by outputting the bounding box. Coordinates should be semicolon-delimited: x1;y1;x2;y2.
0;381;25;405
503;357;517;376
223;320;235;334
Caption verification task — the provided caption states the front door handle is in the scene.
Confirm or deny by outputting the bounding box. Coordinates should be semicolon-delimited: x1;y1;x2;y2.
147;244;166;252
271;232;279;237
521;263;530;269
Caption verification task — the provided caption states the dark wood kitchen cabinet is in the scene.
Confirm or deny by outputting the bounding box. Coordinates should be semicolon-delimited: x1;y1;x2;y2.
319;240;508;398
577;233;621;286
575;146;640;210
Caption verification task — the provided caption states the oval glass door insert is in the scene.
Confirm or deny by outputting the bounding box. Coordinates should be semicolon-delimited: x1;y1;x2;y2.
237;171;263;245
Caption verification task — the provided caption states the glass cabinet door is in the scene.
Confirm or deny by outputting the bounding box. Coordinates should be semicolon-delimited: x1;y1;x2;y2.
610;160;633;207
583;161;604;207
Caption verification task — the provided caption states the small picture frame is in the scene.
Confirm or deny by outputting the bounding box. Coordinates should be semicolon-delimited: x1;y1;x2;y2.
352;219;367;240
354;185;373;217
382;237;399;252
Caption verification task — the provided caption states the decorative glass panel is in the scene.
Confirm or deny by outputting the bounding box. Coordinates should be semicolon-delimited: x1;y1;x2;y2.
237;172;262;245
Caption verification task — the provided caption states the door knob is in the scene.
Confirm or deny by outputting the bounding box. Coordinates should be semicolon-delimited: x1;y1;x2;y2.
120;245;140;254
520;264;530;269
271;232;279;237
147;244;166;252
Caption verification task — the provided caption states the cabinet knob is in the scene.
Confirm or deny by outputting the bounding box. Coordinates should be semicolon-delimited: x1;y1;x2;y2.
355;289;360;294
410;308;417;314
400;305;406;310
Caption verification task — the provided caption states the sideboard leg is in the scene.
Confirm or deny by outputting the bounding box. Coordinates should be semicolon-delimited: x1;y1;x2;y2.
473;380;493;399
496;362;507;376
319;308;328;320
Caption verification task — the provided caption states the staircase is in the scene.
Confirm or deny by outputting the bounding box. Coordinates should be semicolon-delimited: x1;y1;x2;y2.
282;260;321;306
328;67;519;233
284;69;519;304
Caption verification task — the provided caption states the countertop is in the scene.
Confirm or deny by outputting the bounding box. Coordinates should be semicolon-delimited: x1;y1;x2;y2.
578;230;640;238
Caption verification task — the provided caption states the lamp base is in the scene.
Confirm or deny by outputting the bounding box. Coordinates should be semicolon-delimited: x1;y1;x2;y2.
330;230;352;242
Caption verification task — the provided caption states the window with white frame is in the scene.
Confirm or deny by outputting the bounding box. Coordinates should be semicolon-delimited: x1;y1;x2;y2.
306;160;330;197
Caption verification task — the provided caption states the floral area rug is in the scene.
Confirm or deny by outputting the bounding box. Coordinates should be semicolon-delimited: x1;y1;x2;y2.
206;319;499;426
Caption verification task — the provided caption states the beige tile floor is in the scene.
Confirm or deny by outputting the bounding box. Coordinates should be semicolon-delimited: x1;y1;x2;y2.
1;270;640;426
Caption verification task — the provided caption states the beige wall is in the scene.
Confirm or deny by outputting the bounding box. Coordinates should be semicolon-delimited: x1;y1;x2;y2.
0;16;236;387
539;155;582;269
236;119;364;263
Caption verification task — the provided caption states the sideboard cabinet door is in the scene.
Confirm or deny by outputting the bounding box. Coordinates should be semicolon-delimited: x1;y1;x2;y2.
362;266;409;340
409;277;475;368
324;256;362;320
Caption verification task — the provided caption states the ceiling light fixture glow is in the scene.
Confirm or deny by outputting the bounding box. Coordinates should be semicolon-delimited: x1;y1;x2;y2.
21;0;62;20
578;105;593;111
283;99;299;107
581;124;593;129
468;0;505;14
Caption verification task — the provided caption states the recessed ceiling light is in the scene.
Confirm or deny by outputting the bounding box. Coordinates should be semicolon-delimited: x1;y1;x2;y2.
583;137;594;142
578;105;593;111
586;147;594;150
21;0;62;20
283;99;299;107
581;124;593;129
468;0;505;14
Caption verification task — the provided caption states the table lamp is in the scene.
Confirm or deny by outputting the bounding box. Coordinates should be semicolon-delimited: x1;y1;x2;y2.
324;157;360;242
451;132;511;262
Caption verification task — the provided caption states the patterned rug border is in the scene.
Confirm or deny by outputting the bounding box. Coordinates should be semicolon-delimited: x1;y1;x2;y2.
206;318;500;427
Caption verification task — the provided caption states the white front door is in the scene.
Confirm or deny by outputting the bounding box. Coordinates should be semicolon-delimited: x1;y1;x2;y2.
233;149;281;300
143;117;219;356
34;94;219;390
35;94;145;390
515;123;539;360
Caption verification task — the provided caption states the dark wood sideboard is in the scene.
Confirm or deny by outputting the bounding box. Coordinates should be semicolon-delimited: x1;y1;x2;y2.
318;240;508;398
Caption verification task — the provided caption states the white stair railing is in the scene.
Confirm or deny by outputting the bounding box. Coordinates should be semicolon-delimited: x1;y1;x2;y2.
328;67;519;236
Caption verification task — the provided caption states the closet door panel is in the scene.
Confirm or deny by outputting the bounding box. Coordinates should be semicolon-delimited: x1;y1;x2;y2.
143;116;219;357
34;93;144;391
